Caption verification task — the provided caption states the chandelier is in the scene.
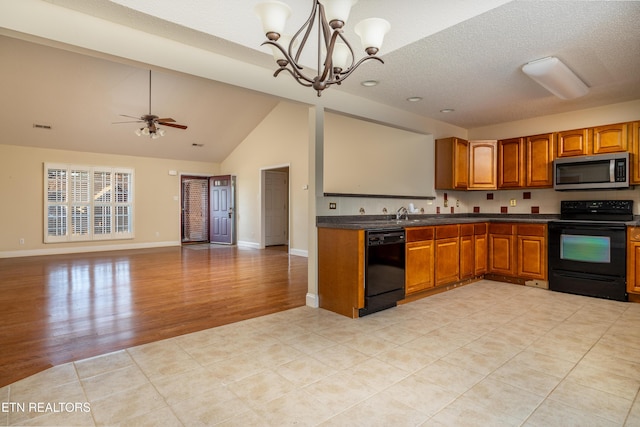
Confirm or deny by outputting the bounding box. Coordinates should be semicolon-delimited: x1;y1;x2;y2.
255;0;390;97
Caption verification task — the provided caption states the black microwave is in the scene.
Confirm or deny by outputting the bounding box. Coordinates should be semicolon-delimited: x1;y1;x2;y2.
553;152;629;190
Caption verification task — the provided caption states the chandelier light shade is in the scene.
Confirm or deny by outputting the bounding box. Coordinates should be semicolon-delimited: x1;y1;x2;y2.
522;56;589;100
254;1;291;41
254;0;390;96
354;18;390;54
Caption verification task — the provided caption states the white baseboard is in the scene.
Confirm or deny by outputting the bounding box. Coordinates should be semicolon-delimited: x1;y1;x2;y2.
237;240;261;249
306;292;319;308
0;241;181;258
289;248;308;257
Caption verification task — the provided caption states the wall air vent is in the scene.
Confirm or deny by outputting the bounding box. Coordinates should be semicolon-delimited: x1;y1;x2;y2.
33;123;52;130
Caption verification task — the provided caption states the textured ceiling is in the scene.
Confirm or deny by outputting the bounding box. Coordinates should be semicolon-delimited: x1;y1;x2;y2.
2;0;640;162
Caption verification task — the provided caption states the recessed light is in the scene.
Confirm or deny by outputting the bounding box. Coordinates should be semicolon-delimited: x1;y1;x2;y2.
440;108;455;113
361;80;379;87
406;97;423;102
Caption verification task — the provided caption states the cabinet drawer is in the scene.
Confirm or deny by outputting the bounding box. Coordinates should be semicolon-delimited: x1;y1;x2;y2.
406;226;434;242
459;223;474;236
488;223;515;235
435;224;459;239
517;224;546;237
474;223;487;234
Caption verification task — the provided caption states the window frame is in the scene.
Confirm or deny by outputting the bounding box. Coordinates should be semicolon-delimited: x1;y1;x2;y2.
44;163;135;243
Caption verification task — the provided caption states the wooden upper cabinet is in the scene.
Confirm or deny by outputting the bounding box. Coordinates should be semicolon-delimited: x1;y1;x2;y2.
468;140;497;190
631;121;640;184
592;123;629;154
557;128;590;157
525;133;554;188
435;137;468;190
498;137;524;188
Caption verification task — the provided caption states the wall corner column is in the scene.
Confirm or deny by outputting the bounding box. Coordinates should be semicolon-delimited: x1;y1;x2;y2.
306;106;324;308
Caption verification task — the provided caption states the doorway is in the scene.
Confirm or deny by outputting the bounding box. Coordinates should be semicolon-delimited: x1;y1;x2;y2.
181;175;235;244
262;167;289;249
181;176;209;244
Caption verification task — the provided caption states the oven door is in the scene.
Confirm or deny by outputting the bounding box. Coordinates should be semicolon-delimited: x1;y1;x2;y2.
548;222;626;277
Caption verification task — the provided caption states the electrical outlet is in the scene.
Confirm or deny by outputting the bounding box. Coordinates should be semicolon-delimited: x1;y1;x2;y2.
329;202;337;209
510;199;517;206
19;238;25;245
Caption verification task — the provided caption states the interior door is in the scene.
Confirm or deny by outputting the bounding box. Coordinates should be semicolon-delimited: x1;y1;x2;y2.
181;176;209;243
265;170;288;246
210;175;234;244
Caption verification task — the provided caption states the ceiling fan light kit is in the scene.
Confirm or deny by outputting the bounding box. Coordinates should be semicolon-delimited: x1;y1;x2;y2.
113;70;188;138
522;56;589;100
254;0;390;96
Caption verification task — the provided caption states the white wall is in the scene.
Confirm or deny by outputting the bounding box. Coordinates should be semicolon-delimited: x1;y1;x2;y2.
221;101;309;255
0;144;219;258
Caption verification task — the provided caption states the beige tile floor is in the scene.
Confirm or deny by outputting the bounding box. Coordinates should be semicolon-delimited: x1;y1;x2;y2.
2;280;640;426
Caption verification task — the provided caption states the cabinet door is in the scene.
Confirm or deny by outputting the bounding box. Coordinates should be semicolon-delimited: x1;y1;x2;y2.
631;122;640;185
592;123;628;154
405;240;434;294
474;233;487;276
517;235;547;280
468;140;497;190
488;225;516;276
435;137;468;190
435;237;459;286
459;234;474;280
526;133;554;188
627;227;640;294
557;128;590;157
498;138;524;188
453;138;469;189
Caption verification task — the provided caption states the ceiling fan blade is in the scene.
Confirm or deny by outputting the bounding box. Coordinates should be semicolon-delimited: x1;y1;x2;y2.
119;114;143;120
159;122;188;130
156;118;175;122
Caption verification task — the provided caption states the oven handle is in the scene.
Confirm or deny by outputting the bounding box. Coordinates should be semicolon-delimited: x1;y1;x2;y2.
549;224;626;232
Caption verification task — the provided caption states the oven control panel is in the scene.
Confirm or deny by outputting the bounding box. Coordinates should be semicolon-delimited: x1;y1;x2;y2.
560;200;633;221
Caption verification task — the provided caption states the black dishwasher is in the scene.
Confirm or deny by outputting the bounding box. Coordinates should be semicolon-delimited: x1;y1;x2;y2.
360;229;406;317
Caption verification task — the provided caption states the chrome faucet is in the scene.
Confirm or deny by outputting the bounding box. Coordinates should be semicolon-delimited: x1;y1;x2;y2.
396;206;409;220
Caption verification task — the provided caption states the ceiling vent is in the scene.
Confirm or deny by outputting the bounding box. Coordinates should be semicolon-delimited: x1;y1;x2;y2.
33;123;52;130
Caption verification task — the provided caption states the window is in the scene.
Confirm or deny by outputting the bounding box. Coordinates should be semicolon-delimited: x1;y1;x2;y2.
44;163;134;243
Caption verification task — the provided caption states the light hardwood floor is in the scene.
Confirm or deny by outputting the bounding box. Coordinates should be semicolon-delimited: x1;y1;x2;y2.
0;245;308;387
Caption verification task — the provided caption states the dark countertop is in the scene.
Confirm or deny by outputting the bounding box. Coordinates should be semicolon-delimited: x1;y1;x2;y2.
317;214;558;230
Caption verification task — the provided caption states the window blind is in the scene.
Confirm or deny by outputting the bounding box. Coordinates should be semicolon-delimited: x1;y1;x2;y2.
44;163;134;243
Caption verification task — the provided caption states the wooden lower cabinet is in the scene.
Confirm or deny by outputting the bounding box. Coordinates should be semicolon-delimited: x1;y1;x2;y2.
488;223;547;282
434;224;460;286
474;223;488;276
627;227;640;294
317;227;364;318
516;224;547;280
488;223;517;276
405;227;435;295
459;224;475;280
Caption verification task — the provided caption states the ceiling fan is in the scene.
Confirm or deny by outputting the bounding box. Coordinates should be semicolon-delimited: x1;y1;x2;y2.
113;70;187;138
